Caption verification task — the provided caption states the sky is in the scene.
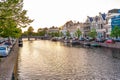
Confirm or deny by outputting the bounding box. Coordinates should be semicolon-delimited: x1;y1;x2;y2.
23;0;120;32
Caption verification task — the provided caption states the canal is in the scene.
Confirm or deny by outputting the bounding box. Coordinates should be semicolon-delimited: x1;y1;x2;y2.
18;40;120;80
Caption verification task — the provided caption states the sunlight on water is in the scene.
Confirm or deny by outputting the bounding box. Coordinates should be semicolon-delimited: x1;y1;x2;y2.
18;40;120;80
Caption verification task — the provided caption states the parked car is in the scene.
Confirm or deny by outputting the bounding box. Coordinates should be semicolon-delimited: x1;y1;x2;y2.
64;37;70;43
105;39;115;43
85;37;95;42
0;39;5;44
113;38;120;42
95;38;105;43
51;37;58;41
4;41;13;49
0;45;10;57
79;37;85;41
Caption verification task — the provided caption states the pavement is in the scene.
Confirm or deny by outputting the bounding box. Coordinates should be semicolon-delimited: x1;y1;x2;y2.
0;42;19;80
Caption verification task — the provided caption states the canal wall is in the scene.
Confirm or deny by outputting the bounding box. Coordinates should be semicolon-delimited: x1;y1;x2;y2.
79;41;120;49
99;42;120;49
0;41;19;80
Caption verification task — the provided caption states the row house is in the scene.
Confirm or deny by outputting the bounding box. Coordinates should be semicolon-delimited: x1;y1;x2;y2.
84;9;120;38
61;20;83;38
86;12;107;38
47;28;59;33
47;26;59;34
61;9;120;39
82;19;91;37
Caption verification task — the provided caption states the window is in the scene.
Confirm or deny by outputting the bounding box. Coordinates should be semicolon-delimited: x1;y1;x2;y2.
0;47;6;50
101;24;103;29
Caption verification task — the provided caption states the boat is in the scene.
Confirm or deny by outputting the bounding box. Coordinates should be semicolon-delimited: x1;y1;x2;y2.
64;40;70;43
83;42;90;46
90;43;101;47
70;40;80;45
51;37;58;41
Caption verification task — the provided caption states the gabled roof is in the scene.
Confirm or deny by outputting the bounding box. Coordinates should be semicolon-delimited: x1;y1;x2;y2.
101;13;106;20
95;16;99;22
89;17;93;22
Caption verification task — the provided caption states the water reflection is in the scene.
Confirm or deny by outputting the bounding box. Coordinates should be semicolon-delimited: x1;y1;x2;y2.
111;48;120;59
18;40;120;80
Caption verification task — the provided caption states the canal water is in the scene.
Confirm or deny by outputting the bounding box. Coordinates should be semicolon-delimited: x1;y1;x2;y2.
18;40;120;80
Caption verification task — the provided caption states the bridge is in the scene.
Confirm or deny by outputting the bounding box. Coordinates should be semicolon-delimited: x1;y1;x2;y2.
21;36;51;40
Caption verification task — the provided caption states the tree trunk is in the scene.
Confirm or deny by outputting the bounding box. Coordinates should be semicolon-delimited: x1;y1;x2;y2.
28;36;30;41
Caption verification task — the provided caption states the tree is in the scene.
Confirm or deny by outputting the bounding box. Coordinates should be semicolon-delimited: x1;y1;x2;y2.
48;32;59;37
37;28;42;32
37;28;46;36
110;26;120;38
88;29;97;38
59;31;64;37
0;0;33;38
54;32;59;37
22;31;28;37
66;30;70;37
27;26;34;36
4;0;33;28
75;28;82;38
0;18;22;38
12;28;22;38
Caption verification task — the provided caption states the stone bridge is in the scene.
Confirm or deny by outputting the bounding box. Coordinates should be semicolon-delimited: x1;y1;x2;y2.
21;36;50;40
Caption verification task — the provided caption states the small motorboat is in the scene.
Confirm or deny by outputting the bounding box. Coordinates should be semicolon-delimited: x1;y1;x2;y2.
90;43;101;47
83;42;90;46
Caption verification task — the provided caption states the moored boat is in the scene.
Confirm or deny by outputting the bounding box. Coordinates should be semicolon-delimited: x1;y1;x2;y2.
83;42;90;46
90;43;101;47
51;37;58;41
70;40;80;45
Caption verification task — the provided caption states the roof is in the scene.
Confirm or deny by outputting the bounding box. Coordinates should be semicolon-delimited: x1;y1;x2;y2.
89;17;93;22
101;13;106;20
108;9;120;13
95;16;99;22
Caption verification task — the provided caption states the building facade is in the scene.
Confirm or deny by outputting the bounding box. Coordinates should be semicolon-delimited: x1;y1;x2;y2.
86;12;107;38
62;20;83;38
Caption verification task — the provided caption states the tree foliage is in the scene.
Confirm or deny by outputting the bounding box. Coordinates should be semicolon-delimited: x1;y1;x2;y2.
0;0;33;38
27;26;34;36
59;31;64;37
48;32;59;37
75;28;82;38
110;26;120;38
22;31;28;36
88;29;97;38
37;28;46;36
66;30;70;37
